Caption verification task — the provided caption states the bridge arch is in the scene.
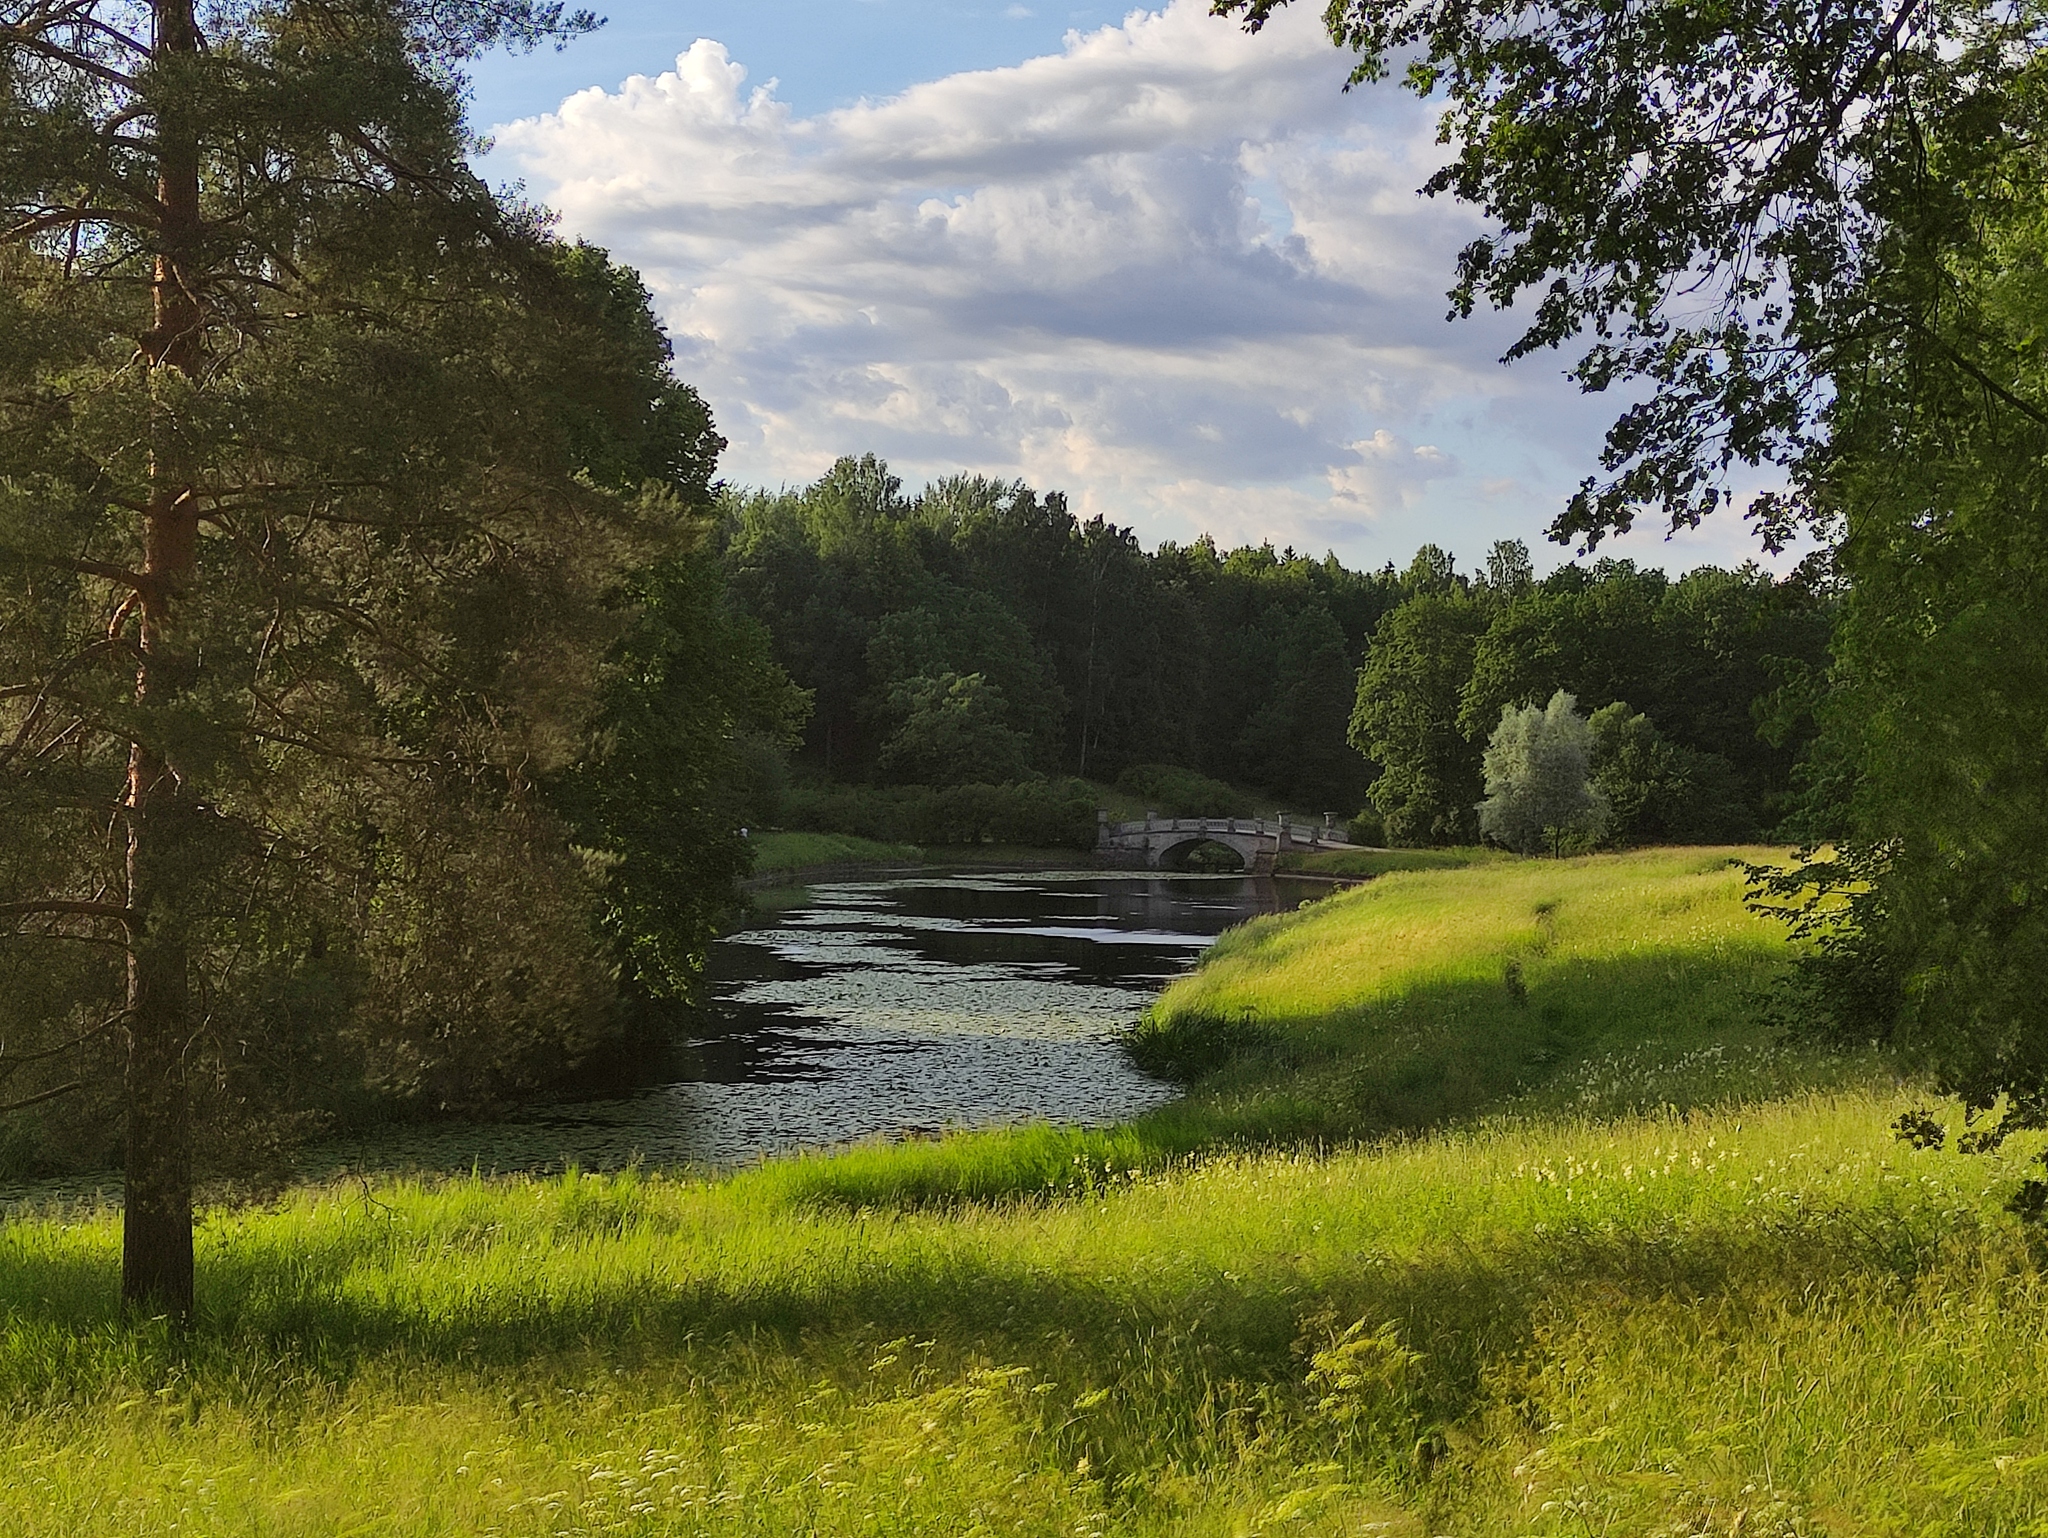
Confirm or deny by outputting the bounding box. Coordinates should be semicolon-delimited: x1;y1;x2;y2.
1156;835;1249;872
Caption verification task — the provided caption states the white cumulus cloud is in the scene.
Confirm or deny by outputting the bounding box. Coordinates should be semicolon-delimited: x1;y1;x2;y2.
496;2;1754;568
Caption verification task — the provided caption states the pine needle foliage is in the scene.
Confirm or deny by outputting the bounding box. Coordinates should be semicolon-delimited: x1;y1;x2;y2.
0;0;681;1312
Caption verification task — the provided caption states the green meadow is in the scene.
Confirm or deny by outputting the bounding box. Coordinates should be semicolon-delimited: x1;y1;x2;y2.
7;848;2048;1535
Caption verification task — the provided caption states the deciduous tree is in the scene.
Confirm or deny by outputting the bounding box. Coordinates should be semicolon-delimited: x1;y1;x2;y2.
1477;690;1605;854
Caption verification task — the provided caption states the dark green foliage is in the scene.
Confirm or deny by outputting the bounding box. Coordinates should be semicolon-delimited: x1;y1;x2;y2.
549;525;809;1005
876;673;1035;787
1589;703;1756;845
1460;563;1828;808
719;461;1377;813
1747;95;2048;1190
866;588;1066;772
1345;809;1386;847
1114;763;1253;818
781;778;1099;850
1351;590;1489;845
1352;554;1824;846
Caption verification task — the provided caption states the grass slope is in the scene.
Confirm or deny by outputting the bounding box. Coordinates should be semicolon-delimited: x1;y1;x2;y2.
6;848;2047;1536
746;830;922;875
1122;847;1863;1146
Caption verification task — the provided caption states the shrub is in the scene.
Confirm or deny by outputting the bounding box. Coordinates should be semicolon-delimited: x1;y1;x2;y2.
876;672;1033;787
1346;808;1386;847
1588;702;1757;844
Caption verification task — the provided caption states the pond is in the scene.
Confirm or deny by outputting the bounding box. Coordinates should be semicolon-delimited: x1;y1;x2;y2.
305;866;1325;1178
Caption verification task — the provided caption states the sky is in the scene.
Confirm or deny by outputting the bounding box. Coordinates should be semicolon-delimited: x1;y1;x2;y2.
470;1;1784;575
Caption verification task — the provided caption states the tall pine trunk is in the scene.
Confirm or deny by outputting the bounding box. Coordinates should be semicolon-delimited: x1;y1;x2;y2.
123;0;204;1319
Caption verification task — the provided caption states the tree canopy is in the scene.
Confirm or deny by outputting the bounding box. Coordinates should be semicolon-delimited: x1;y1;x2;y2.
1477;690;1605;855
1222;0;2045;551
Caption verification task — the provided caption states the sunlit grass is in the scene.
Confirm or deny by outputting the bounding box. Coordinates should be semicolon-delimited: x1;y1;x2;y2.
1160;846;1779;1026
2;1088;2043;1535
1275;846;1493;878
1124;847;1833;1142
7;844;2046;1535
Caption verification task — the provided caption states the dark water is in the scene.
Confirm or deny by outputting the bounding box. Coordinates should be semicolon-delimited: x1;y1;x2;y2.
307;867;1320;1177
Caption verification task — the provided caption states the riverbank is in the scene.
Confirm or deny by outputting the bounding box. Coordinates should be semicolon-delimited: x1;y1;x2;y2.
5;848;2043;1535
743;829;924;883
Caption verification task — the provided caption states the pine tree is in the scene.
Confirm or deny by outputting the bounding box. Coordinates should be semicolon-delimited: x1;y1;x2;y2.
0;0;662;1315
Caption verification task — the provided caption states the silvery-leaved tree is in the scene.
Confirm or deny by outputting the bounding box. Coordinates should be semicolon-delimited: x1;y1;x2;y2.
0;0;675;1315
1477;691;1606;855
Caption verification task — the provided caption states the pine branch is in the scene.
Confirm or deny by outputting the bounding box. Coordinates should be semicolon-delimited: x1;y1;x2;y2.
0;204;161;249
0;23;139;89
0;1014;124;1080
0;1081;84;1115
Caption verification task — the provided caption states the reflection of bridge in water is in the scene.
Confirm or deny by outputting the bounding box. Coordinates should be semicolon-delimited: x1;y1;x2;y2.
1096;811;1357;872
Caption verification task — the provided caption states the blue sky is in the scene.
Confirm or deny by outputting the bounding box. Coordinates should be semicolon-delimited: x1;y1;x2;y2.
470;3;1784;575
470;2;1130;125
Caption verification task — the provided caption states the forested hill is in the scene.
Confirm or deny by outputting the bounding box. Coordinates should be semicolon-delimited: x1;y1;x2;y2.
716;455;1833;842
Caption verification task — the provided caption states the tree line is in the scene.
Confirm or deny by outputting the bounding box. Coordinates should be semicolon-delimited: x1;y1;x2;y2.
710;459;1831;850
714;457;1383;819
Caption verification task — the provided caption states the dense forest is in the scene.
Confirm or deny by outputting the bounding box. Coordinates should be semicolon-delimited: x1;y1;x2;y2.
712;454;1832;849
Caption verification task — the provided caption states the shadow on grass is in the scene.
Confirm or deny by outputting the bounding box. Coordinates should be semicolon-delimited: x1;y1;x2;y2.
0;1156;1971;1495
0;938;1909;1473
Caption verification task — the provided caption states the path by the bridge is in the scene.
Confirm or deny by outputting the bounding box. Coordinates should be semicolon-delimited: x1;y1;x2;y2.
1096;812;1356;871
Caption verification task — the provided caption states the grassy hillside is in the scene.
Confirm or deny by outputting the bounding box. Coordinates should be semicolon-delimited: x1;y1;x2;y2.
1275;846;1489;878
5;848;2046;1535
1123;847;1861;1147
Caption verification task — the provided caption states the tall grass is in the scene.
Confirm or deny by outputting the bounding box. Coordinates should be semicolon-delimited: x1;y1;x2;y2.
1274;846;1492;878
5;846;2044;1535
2;1091;2043;1534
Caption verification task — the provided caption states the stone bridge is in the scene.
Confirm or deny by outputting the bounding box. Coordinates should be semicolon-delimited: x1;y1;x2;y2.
1096;811;1356;871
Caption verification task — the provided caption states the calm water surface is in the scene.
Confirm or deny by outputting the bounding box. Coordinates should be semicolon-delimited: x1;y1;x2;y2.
309;867;1321;1177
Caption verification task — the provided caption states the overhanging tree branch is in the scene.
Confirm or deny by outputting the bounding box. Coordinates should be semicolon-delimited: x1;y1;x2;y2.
0;23;140;88
0;1013;125;1079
